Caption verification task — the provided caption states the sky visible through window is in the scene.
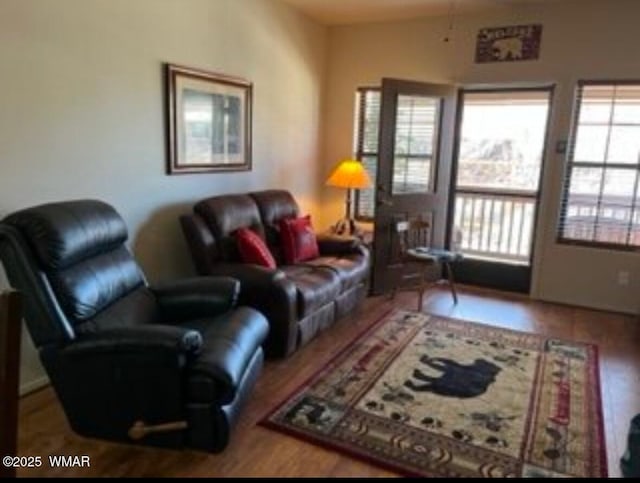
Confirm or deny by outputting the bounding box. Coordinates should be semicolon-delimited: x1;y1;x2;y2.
457;96;549;193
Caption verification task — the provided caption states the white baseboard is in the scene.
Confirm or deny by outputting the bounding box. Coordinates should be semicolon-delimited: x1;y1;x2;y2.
20;376;49;396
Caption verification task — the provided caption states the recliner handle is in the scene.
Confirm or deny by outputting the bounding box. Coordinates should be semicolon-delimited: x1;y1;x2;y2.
128;420;188;440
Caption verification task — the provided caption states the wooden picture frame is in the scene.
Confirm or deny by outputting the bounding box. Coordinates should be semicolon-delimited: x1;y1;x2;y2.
165;63;252;174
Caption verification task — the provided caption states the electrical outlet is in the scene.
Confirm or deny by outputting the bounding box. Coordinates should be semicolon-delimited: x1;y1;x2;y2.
618;270;630;286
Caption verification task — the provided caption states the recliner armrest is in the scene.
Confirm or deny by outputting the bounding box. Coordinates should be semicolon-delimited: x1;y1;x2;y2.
151;276;240;323
65;324;203;356
207;263;283;286
188;306;269;405
317;234;368;257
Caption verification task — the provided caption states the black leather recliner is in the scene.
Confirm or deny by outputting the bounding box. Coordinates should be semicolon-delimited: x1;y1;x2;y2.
0;200;268;452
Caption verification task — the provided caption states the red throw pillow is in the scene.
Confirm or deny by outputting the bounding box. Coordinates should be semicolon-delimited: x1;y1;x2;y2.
235;228;276;269
280;215;319;264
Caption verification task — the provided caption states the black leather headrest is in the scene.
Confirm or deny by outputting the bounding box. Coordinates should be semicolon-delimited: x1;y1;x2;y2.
3;200;128;270
250;190;299;227
195;194;262;237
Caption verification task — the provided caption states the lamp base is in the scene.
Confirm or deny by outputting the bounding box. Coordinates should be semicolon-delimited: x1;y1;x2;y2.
331;217;362;237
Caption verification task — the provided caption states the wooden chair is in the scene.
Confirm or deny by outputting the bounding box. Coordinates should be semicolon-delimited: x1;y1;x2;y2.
391;219;462;310
0;290;22;479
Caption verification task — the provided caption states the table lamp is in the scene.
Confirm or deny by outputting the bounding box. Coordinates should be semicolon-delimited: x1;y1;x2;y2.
326;159;373;236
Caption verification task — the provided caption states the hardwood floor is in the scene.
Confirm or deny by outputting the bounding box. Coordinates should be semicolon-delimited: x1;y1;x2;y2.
15;286;640;477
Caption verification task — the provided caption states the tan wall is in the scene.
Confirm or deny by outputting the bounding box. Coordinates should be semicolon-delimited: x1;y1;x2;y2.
322;0;640;315
0;0;327;393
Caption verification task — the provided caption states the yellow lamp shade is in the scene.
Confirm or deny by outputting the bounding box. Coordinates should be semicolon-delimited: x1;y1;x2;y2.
325;159;372;189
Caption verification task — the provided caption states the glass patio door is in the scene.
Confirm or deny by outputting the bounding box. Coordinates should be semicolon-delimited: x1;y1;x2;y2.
448;88;553;293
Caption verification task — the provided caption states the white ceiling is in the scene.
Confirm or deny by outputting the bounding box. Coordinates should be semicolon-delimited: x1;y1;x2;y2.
279;0;575;25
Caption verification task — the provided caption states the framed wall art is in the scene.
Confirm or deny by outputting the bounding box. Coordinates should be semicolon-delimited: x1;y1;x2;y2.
165;63;252;174
475;24;542;63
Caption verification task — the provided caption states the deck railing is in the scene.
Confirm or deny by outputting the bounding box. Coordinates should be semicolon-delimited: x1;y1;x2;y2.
453;191;536;263
561;193;640;245
454;190;639;262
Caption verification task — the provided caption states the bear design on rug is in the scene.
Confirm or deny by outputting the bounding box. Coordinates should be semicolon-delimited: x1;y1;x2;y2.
404;355;501;398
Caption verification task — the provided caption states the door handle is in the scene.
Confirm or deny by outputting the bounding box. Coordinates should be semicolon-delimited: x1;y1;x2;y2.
376;184;393;207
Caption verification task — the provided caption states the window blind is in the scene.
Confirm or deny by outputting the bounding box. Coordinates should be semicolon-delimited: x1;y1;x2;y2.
354;88;380;219
392;94;438;195
558;81;640;249
353;88;439;217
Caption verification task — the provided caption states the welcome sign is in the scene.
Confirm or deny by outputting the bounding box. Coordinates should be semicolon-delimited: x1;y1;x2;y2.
475;24;542;63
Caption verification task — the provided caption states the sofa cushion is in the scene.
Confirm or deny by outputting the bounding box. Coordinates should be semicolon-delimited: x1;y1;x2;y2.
250;190;299;227
47;246;145;324
303;254;369;291
235;228;276;269
75;286;157;335
280;215;319;264
280;265;340;318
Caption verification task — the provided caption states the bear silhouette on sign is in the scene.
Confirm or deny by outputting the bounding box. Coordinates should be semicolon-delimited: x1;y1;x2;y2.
492;37;523;60
404;355;501;398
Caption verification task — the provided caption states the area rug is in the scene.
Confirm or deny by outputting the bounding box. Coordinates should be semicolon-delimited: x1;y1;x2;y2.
261;310;607;477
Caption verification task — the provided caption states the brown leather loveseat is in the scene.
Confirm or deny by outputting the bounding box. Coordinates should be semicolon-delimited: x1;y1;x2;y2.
180;190;370;358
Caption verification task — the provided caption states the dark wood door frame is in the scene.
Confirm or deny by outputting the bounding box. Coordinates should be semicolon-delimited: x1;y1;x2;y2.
444;85;556;293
